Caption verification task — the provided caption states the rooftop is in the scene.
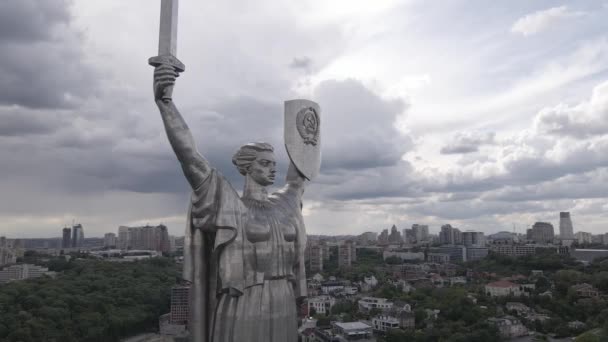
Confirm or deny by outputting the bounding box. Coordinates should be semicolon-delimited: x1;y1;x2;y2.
334;322;372;331
486;280;518;288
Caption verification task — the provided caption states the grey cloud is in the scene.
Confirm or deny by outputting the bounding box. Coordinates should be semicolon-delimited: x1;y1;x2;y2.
314;79;412;171
408;199;545;221
0;0;97;109
485;168;608;202
0;0;70;42
440;131;495;154
0;108;65;136
289;56;313;72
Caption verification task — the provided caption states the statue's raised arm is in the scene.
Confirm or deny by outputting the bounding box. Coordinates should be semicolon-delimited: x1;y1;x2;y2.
153;65;211;189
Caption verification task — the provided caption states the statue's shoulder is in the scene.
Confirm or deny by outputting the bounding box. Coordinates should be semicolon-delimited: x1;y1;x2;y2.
191;168;245;209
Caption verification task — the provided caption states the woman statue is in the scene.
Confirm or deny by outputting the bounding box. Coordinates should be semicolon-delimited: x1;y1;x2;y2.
153;65;308;342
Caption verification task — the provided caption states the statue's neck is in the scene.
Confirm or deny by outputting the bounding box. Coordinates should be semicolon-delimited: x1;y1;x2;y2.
242;175;269;201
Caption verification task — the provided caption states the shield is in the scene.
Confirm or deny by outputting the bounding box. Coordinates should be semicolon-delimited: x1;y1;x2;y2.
284;99;322;180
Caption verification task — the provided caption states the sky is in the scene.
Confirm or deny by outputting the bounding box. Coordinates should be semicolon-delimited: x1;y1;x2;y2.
1;0;608;238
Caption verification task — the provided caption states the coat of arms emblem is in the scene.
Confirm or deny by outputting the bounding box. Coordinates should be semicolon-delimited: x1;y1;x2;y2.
296;107;320;146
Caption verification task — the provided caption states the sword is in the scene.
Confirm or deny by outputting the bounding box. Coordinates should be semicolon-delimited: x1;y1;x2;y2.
149;0;185;103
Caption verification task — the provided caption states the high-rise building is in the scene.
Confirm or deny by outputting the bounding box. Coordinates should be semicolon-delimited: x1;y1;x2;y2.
71;224;84;248
559;212;574;240
575;232;593;244
378;229;389;245
462;231;485;247
439;224;462;245
62;227;71;249
170;285;190;325
0;237;17;266
357;232;378;245
412;224;429;243
116;225;171;253
388;225;402;244
104;233;117;248
118;226;129;249
338;241;354;268
308;244;324;272
529;222;554;244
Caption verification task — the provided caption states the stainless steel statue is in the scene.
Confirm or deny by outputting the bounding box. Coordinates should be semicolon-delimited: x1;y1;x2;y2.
149;1;321;341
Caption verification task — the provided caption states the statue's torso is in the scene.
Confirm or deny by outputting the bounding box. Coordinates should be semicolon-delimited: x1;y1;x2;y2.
242;197;297;279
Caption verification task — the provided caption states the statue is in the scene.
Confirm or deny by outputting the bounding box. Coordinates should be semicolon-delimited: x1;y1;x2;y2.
149;2;321;341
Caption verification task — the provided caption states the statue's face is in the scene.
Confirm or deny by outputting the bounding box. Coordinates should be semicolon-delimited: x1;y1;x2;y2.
249;150;276;186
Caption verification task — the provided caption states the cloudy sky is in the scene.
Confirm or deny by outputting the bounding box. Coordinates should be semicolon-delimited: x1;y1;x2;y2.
1;0;608;238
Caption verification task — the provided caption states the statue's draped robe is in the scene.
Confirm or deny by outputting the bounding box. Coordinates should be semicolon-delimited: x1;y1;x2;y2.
183;169;307;342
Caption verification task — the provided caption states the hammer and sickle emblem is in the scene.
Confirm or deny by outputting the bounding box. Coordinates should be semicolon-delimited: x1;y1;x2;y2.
296;107;319;146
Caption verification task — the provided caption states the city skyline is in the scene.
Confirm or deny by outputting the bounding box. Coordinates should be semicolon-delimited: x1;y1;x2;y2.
1;1;608;238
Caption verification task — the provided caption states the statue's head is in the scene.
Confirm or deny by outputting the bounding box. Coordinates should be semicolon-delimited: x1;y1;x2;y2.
232;142;276;186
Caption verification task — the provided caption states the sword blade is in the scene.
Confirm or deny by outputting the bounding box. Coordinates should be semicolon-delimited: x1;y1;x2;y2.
158;0;178;56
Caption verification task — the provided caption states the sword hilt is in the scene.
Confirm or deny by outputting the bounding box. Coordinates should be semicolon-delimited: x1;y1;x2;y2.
149;55;185;103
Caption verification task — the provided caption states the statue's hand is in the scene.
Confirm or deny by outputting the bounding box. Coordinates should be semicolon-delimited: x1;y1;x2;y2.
153;64;179;102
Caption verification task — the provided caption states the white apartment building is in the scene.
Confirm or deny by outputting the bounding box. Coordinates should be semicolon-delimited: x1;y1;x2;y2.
0;264;51;283
358;297;394;312
372;315;400;332
308;295;336;315
485;281;523;297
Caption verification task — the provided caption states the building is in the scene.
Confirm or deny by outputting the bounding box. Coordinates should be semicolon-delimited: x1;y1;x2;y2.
505;302;532;316
169;285;190;325
528;222;554;244
559;212;575;241
488;316;528;339
71;224;85;248
382;251;424;262
388;225;402;244
439;224;462;245
490;244;569;257
0;237;18;266
412;224;429;243
308;295;336;315
116;225;171;253
462;231;485;247
0;264;52;283
575;232;593;244
378;229;389;245
308;244;324;272
571;283;600;298
488;231;517;244
62;227;71;249
372;315;399;333
321;281;345;295
399;311;416;329
159;284;190;337
430;246;467;262
571;249;608;263
104;233;117;248
332;322;373;341
358;275;379;292
358;232;378;245
466;247;489;261
427;253;450;263
485;281;523;297
358;297;394;312
338;241;355;268
390;264;426;280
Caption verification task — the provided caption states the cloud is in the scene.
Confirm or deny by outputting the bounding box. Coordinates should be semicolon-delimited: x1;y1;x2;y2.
534;80;608;137
440;131;495;154
314;79;412;171
289;56;313;72
0;0;98;109
511;6;585;36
